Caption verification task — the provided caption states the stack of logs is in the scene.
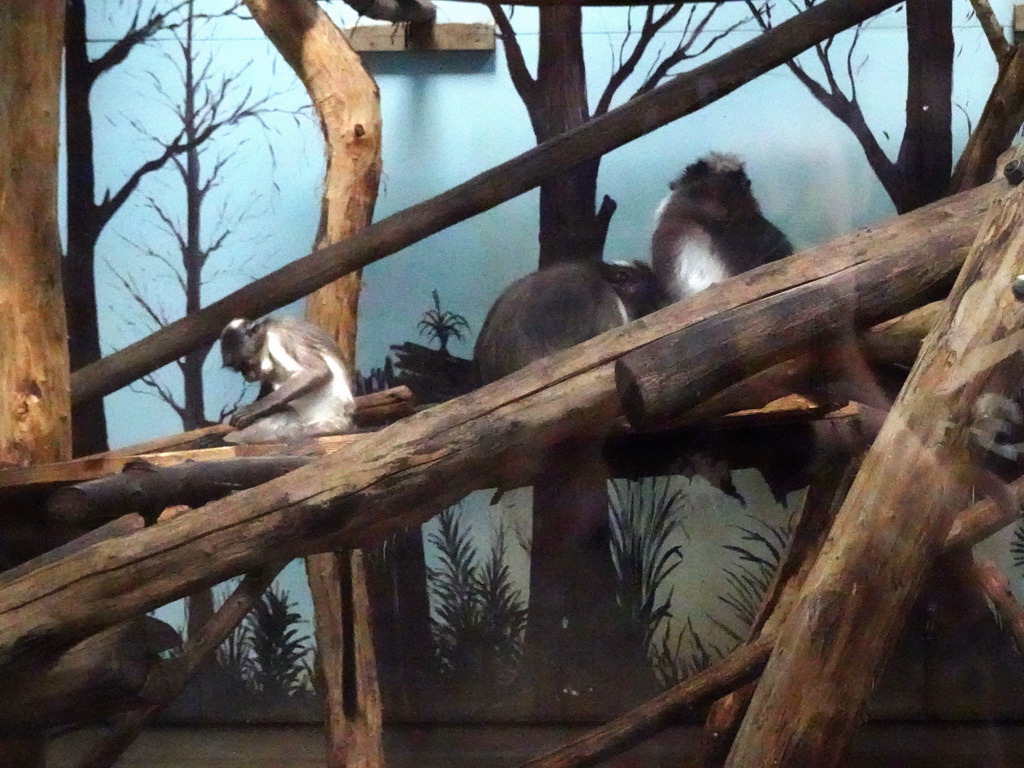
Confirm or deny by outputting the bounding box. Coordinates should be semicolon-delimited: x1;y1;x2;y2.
6;165;1024;765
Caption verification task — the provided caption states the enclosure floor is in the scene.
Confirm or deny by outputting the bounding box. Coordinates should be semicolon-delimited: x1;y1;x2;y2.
47;722;1024;767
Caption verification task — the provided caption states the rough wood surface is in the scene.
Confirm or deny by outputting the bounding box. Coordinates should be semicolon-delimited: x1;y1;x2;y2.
0;617;177;727
725;157;1024;768
614;240;955;429
74;565;283;768
70;0;902;406
0;0;70;466
47;457;313;525
0;177;1009;662
512;472;1024;768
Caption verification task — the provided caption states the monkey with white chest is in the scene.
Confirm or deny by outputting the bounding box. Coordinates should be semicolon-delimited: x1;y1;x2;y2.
652;153;792;302
220;316;356;444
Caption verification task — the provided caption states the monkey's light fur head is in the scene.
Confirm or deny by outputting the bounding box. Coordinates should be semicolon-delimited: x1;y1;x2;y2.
671;152;745;190
221;318;263;380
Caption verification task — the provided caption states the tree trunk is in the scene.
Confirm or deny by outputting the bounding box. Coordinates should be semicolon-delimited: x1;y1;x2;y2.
725;158;1024;768
0;2;69;763
64;0;109;456
895;0;953;211
533;8;606;266
241;1;383;765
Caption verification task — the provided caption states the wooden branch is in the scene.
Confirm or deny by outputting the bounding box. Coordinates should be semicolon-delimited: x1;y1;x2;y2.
70;0;903;406
0;387;412;495
75;565;283;768
0;176;1009;662
950;46;1024;191
0;616;178;727
725;154;1024;768
47;457;313;525
694;457;858;768
860;299;942;367
969;0;1012;63
520;634;776;768
974;558;1024;655
614;232;960;429
305;551;384;768
515;467;1022;768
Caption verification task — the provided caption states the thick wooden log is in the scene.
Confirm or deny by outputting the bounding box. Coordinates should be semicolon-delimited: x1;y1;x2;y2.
0;617;177;727
75;565;283;768
47;457;313;525
0;0;70;465
70;0;902;406
725;157;1024;768
513;476;1024;768
0;177;1011;662
614;246;953;429
0;388;412;495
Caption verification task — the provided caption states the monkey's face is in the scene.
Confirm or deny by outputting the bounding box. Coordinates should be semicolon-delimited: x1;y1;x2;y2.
598;261;664;318
220;319;265;382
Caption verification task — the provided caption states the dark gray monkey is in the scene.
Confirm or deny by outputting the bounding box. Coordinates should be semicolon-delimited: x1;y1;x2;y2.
652;152;793;302
220;316;355;444
474;259;662;383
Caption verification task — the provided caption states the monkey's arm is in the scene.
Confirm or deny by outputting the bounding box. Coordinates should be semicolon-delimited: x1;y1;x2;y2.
230;364;330;428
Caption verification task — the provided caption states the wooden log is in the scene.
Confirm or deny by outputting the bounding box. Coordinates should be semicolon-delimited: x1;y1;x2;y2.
859;300;942;367
47;457;313;525
70;0;903;406
75;565;283;768
0;176;1010;662
694;457;859;768
724;154;1024;768
613;245;954;429
0;0;70;466
513;475;1024;768
0;387;413;495
0;617;178;727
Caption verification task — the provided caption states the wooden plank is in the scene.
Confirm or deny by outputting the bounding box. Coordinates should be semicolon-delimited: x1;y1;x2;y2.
0;434;358;494
343;23;494;52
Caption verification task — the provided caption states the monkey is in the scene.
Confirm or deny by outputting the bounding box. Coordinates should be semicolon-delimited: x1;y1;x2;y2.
220;316;356;444
474;259;662;384
652;152;793;303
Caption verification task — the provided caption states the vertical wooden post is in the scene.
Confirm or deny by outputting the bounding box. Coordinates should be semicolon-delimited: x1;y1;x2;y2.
0;2;69;764
242;2;383;766
726;169;1024;767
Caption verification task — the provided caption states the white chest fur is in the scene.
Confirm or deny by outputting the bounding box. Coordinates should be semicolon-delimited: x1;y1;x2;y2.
669;229;730;300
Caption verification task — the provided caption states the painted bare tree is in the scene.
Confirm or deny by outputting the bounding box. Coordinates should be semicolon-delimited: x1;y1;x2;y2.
747;0;953;212
484;4;741;716
65;0;237;455
110;0;284;643
112;0;280;435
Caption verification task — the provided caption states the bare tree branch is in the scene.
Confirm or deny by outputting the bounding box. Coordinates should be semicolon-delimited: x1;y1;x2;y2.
487;3;536;106
969;0;1011;64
